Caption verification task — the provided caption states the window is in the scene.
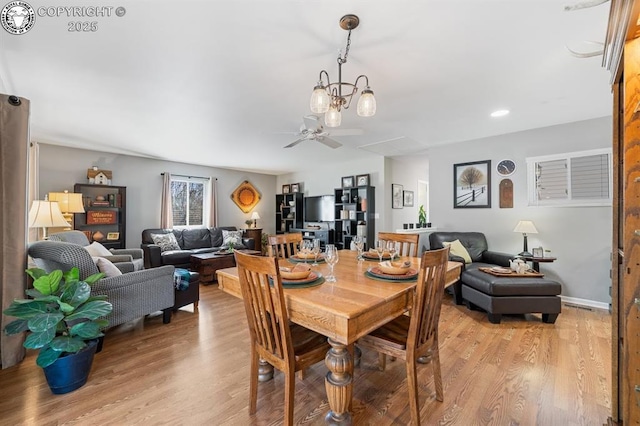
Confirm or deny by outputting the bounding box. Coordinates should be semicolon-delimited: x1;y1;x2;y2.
527;148;612;207
170;176;210;227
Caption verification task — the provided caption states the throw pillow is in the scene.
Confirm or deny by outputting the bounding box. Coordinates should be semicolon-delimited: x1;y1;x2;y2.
85;241;112;257
443;239;472;264
151;233;181;252
92;256;123;277
221;229;246;249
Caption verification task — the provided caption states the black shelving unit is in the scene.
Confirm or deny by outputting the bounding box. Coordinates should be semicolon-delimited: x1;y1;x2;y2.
275;192;304;234
333;185;375;250
73;183;126;249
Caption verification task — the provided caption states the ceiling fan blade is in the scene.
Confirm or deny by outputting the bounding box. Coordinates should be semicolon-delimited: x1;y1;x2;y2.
303;115;322;131
330;128;364;136
317;136;342;149
284;138;306;148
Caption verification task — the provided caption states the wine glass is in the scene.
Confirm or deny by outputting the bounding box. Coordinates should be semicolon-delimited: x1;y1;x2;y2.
353;235;364;261
387;241;398;261
312;239;321;266
325;244;339;282
300;240;311;263
376;240;386;263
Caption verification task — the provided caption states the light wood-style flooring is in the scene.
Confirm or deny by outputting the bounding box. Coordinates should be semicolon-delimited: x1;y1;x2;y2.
0;284;611;425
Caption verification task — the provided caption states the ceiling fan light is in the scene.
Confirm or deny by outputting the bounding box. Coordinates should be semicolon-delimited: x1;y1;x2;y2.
310;84;331;113
325;105;342;127
357;88;376;117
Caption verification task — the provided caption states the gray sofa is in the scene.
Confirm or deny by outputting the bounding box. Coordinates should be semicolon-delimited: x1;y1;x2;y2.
29;240;175;327
141;227;255;269
429;231;562;324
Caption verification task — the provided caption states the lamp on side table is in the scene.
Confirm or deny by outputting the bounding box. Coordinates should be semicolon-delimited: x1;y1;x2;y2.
513;220;538;257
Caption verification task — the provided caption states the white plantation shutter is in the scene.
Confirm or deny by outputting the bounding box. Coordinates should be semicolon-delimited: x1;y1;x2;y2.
570;154;609;199
528;149;611;207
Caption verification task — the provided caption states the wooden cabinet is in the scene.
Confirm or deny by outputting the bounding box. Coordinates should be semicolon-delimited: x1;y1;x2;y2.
243;228;263;252
333;185;375;250
73;183;126;249
275;192;303;234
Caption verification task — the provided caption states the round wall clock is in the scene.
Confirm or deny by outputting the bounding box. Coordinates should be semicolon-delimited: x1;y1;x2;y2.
496;159;516;176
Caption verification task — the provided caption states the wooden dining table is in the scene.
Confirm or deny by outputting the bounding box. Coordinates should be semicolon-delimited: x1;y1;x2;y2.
217;249;463;425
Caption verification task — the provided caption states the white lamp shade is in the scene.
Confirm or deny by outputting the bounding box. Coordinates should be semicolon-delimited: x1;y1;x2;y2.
513;220;538;234
251;211;260;220
325;104;342;128
310;86;331;114
28;201;71;228
357;89;376;117
48;191;85;214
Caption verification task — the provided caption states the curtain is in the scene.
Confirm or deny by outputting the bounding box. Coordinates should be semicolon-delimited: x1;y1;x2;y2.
210;177;218;227
28;142;39;242
0;94;29;369
160;172;173;229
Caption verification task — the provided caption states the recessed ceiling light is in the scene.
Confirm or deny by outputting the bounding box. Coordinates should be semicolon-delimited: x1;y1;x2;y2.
491;109;510;117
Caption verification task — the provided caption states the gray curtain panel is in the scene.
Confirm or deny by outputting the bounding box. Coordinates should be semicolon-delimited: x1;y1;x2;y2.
0;94;30;369
161;172;173;229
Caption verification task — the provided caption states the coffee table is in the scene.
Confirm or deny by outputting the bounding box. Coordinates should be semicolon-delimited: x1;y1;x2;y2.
190;250;261;285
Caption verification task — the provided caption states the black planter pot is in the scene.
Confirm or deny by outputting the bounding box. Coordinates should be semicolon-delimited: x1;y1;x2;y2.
42;339;98;394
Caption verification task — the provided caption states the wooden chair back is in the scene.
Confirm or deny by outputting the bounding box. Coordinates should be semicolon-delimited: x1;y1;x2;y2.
409;246;450;354
234;250;293;372
267;233;303;258
378;232;420;257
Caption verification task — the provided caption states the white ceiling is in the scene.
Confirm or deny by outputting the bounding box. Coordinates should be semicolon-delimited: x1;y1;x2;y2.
0;0;613;175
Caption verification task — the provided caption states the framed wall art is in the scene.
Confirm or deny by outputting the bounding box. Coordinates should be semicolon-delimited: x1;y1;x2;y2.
453;160;491;208
356;174;370;187
341;176;354;188
231;180;262;213
392;184;403;209
291;182;301;193
282;184;290;194
403;190;414;207
106;232;120;240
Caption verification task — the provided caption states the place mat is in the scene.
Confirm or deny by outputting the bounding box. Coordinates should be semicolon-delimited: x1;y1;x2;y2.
479;267;544;278
289;255;325;264
365;270;417;283
366;267;418;282
362;252;392;261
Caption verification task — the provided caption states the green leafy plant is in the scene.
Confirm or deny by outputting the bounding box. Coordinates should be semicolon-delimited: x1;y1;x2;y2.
244;219;253;227
418;205;427;226
3;268;112;368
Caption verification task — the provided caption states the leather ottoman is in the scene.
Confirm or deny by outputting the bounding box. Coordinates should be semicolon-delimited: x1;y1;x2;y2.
173;269;200;313
461;268;561;324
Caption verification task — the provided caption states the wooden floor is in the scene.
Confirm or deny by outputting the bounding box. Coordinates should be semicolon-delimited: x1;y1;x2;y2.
0;284;611;425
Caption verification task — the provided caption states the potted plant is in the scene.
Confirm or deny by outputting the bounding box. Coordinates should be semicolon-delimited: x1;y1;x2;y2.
418;205;427;228
244;219;254;228
3;267;112;394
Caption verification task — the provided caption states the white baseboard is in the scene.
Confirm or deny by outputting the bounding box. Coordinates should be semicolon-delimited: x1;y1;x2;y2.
560;295;609;311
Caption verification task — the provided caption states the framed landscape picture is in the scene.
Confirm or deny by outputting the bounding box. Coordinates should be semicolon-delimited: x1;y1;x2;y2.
291;182;301;193
356;174;370;187
392;184;403;209
282;184;290;194
453;160;491;208
342;176;354;188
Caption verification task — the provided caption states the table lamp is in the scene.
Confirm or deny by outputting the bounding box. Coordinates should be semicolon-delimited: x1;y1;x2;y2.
48;190;85;229
251;211;260;228
28;200;71;240
513;220;538;257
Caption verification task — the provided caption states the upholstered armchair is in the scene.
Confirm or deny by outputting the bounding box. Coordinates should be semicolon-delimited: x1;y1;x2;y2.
49;230;144;272
28;240;176;327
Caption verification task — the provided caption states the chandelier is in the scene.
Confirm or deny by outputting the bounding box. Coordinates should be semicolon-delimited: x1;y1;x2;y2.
309;14;376;128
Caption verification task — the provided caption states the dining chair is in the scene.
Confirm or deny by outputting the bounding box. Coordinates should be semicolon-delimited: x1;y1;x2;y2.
234;250;329;426
358;246;450;426
378;231;420;257
267;232;303;258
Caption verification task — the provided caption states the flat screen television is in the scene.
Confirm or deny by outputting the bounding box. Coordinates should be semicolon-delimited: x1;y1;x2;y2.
304;195;334;222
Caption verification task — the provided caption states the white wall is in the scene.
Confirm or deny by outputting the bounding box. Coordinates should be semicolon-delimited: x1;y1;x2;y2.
425;117;612;304
37;144;277;247
386;156;430;231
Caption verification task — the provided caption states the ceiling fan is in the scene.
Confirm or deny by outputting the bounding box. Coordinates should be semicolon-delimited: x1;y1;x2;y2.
283;115;363;149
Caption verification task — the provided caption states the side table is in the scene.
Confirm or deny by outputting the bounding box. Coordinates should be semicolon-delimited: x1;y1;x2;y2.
243;228;262;253
521;256;557;272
